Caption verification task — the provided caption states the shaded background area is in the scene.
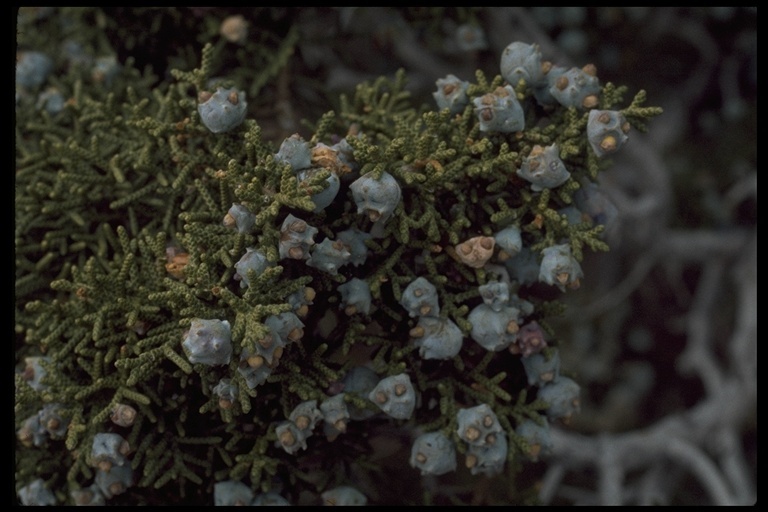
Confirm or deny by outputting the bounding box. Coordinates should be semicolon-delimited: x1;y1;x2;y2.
16;7;756;505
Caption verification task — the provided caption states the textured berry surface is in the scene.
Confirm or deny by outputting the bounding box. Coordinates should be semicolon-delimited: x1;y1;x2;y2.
472;85;525;133
197;86;247;133
410;431;457;475
181;319;233;366
368;373;417;420
350;171;402;225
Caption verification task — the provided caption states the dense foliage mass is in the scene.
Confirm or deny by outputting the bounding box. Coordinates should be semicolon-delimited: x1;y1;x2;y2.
15;8;664;505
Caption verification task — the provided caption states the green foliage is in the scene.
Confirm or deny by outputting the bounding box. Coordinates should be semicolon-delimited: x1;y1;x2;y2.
15;7;661;506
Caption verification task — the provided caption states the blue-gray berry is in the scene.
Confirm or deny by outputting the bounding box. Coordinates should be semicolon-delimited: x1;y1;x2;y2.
500;42;545;88
71;484;106;506
338;278;372;315
17;413;46;447
538;244;583;291
494;225;523;260
473;85;525;133
197;87;247;133
538;376;581;422
289;399;323;433
213;378;238;409
91;432;130;471
279;214;318;260
94;465;133;499
276;420;309;454
39;403;68;439
234;248;271;288
261;311;304;354
321;486;367;506
517;144;571;191
223;203;255;234
214;480;253;506
559;205;586;226
410;431;457;475
468;303;521;351
268;309;303;341
237;352;272;389
349;171;401;225
306;238;351;275
410;316;463;360
549;65;600;109
456;403;503;447
479;280;511;312
18;478;56;506
516;418;553;462
400;277;440;318
368;373;416;420
336;228;372;267
255;323;288;365
297;167;340;212
287;286;315;317
182;318;232;366
22;356;51;391
587;109;630;157
91;55;120;86
455;23;488;52
532;63;568;106
320;393;350;437
16;51;53;89
433;74;470;114
275;133;312;172
466;430;508;476
36;87;65;114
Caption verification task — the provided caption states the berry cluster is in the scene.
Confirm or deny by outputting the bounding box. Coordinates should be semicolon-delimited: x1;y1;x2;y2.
15;12;661;503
